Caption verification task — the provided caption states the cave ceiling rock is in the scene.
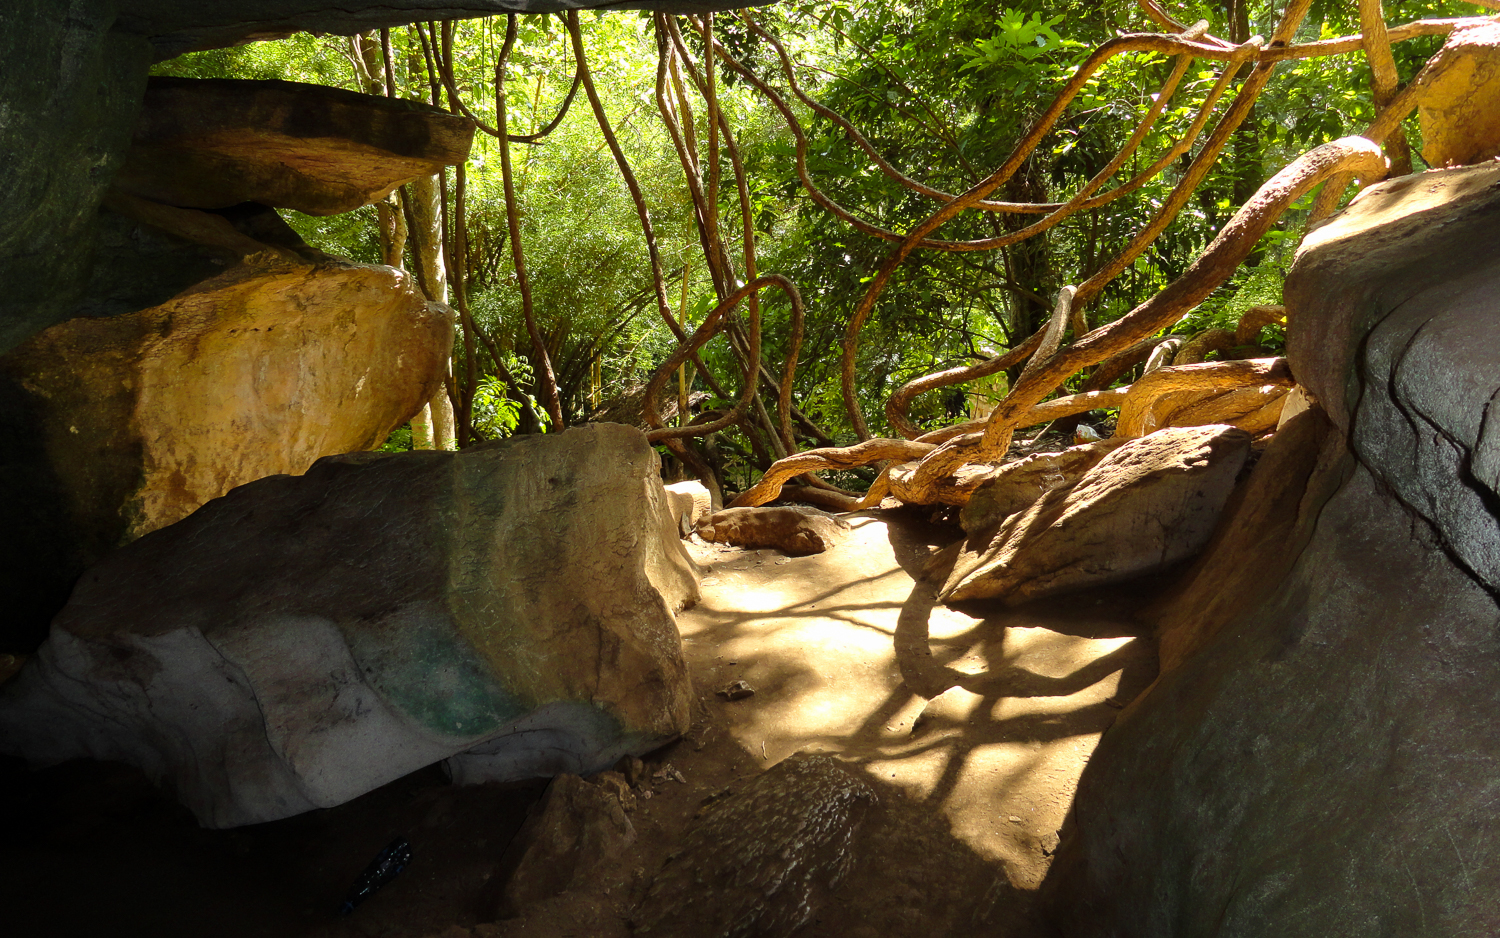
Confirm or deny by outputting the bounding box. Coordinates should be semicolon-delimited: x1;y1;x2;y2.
0;0;766;353
117;0;771;60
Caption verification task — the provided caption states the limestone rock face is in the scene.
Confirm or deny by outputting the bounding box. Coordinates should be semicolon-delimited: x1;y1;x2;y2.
0;0;151;353
497;773;638;918
0;424;697;828
1045;161;1500;936
116;78;476;215
1415;19;1500;168
941;426;1250;605
1046;466;1500;937
695;506;851;556
0;234;450;648
1144;407;1344;677
1287;161;1500;596
632;755;876;938
664;480;714;536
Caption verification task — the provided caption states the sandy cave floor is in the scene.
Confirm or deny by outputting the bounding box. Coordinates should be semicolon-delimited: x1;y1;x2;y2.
0;507;1159;938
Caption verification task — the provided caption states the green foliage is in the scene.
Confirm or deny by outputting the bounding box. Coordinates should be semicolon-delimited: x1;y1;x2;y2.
149;32;356;86
473;376;526;439
149;1;1464;455
381;423;414;453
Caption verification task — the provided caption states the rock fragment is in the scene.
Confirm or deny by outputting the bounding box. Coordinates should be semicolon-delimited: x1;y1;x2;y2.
941;425;1250;605
632;755;875;938
115;77;475;215
695;506;850;556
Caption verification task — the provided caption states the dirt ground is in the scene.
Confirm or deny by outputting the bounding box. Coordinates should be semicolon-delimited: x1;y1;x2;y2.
0;507;1158;938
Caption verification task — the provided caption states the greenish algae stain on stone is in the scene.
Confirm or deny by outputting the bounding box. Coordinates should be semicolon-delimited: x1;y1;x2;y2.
343;599;523;738
444;437;587;708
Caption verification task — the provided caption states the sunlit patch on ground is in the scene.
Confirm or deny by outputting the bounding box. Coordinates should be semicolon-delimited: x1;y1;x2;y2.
679;509;1157;888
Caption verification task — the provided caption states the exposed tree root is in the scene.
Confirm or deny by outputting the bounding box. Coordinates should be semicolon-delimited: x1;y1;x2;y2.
1235;304;1287;345
885;136;1382;505
1172;328;1236;365
729;439;937;509
885;329;1045;441
1114;358;1293;437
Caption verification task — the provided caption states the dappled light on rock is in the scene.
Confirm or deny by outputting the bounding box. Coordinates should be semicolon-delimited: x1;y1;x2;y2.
940;425;1251;605
680;512;1157;901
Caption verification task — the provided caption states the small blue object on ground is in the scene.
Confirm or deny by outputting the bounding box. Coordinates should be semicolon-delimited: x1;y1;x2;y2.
337;837;412;916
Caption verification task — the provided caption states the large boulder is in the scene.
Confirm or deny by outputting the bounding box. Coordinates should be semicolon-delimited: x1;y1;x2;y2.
1414;19;1500;168
115;78;476;216
1047;461;1500;937
1287;160;1500;595
0;423;697;828
0;207;450;649
694;505;850;556
958;438;1127;537
940;425;1250;605
632;755;876;938
1144;407;1345;676
1045;164;1500;934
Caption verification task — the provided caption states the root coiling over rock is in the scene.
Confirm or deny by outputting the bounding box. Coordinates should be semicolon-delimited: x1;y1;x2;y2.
1114;357;1293;437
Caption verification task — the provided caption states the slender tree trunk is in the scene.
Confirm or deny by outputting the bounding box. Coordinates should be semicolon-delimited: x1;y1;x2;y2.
407;173;452;450
377;195;407;269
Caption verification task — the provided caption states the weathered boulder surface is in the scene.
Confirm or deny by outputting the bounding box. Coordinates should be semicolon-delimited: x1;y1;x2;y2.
940;426;1250;605
1143;407;1344;677
695;505;851;556
632;755;876;938
1047;463;1500;937
1415;19;1500;168
0;0;151;353
1287;161;1500;595
958;438;1127;537
497;773;638;918
115;78;476;215
1046;164;1500;935
664;480;714;537
0;213;450;649
0;424;697;828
